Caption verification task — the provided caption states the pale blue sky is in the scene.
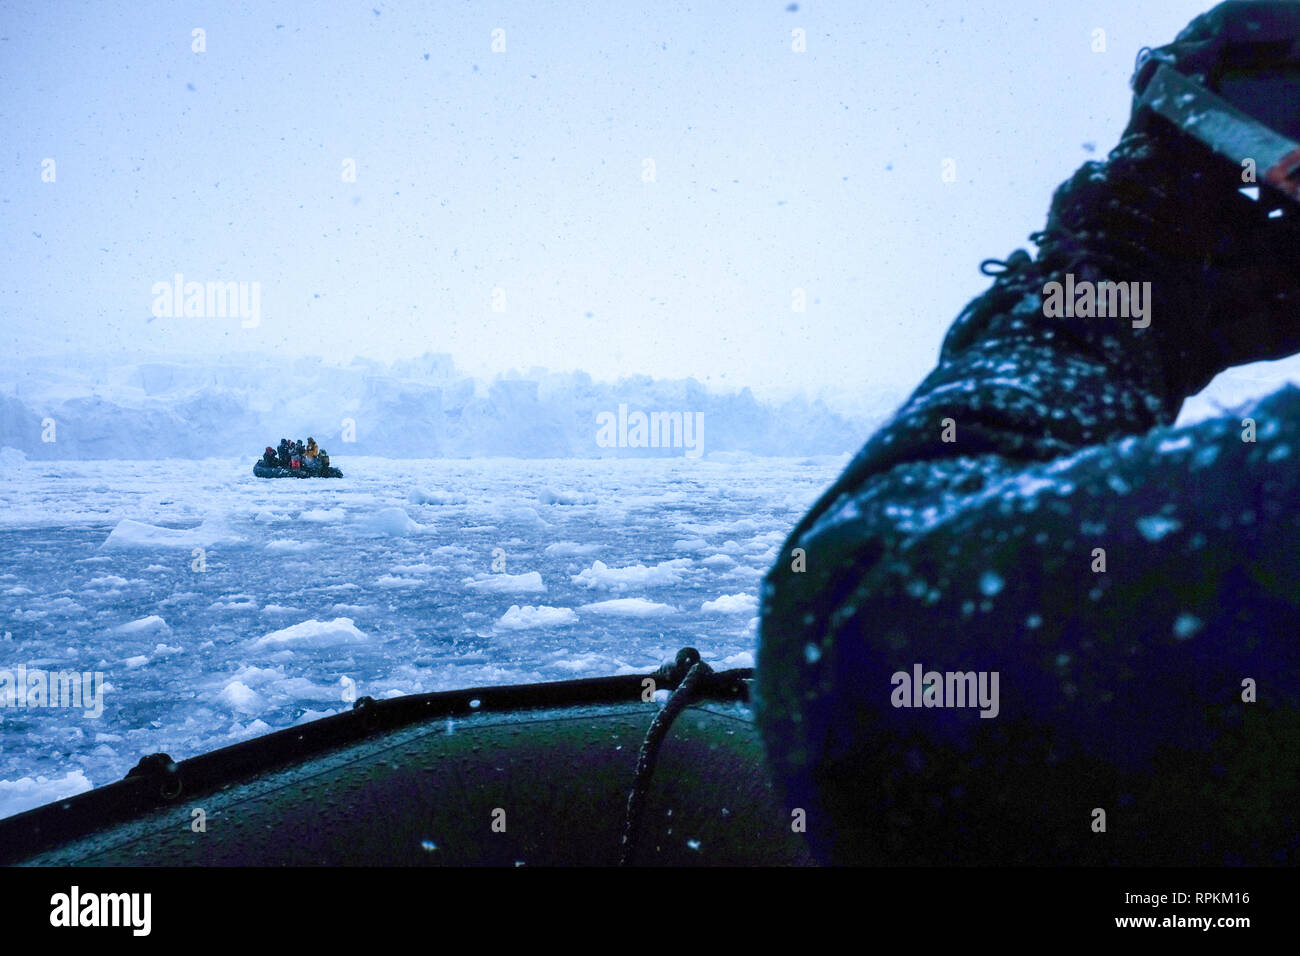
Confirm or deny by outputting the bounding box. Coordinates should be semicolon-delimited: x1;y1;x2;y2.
2;0;1210;397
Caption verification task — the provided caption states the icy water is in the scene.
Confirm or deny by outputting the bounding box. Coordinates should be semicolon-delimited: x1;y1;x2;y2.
0;454;843;817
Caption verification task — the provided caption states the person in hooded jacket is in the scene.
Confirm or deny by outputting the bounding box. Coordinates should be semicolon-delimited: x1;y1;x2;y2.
756;0;1300;866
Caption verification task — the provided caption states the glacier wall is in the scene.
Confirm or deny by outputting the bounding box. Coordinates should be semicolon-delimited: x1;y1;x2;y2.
0;352;903;459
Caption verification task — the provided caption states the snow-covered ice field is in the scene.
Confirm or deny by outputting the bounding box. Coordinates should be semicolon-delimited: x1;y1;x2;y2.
0;452;844;818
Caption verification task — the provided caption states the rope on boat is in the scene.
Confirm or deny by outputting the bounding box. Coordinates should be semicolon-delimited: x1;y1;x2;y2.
619;648;714;865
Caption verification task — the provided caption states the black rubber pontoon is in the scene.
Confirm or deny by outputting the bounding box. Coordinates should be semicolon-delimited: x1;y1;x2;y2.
253;462;343;478
0;652;811;866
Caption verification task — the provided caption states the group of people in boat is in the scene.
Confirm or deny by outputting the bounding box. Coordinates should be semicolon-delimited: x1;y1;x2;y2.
261;437;331;473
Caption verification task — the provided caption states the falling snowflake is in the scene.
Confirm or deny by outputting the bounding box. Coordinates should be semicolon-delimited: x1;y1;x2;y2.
1135;515;1181;542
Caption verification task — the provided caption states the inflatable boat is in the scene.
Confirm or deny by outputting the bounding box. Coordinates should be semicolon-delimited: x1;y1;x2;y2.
0;649;813;866
253;462;343;479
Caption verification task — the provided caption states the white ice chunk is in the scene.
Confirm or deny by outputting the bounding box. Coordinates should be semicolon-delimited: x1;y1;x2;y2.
102;516;245;550
571;559;692;591
496;605;579;630
0;771;93;819
578;598;677;617
359;507;426;536
248;617;370;651
701;592;759;614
